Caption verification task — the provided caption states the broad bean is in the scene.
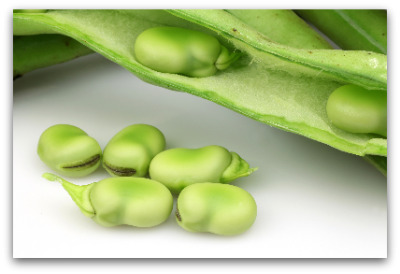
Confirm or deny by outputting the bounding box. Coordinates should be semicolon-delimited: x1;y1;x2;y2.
326;85;387;137
43;173;173;227
176;183;257;236
149;145;257;194
102;124;166;177
37;124;102;177
134;26;241;77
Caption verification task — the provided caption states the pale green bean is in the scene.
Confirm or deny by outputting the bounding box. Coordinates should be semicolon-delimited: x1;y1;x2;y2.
134;26;241;77
176;183;257;236
43;173;173;228
149;145;257;194
103;124;165;177
37;124;102;177
326;85;387;137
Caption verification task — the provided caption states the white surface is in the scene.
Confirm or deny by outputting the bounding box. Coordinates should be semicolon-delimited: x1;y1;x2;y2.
13;54;387;258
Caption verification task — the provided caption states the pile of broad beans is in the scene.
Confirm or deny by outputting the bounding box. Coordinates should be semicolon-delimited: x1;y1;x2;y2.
40;123;257;236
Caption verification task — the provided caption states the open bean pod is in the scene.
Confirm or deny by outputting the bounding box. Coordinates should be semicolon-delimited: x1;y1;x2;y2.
14;10;387;174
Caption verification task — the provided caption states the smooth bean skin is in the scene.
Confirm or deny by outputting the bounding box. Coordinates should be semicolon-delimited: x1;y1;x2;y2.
134;27;241;77
37;124;102;177
43;173;173;228
326;85;387;137
149;145;257;194
103;124;166;177
176;183;257;236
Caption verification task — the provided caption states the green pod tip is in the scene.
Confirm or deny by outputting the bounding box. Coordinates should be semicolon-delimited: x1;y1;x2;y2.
42;172;95;217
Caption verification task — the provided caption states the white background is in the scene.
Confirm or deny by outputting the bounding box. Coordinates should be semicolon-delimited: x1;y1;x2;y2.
4;1;400;273
13;53;387;258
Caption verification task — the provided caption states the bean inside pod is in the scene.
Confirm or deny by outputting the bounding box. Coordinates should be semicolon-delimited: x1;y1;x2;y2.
102;124;166;177
37;124;102;177
134;26;241;77
176;183;257;236
149;145;257;194
43;173;173;228
326;84;387;137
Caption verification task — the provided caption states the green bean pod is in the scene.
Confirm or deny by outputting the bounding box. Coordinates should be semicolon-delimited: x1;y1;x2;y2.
149;145;257;194
176;183;257;236
326;85;387;137
102;124;166;177
37;124;102;177
134;26;241;77
13;34;93;79
43;173;173;228
295;10;387;54
227;9;333;49
13;10;388;174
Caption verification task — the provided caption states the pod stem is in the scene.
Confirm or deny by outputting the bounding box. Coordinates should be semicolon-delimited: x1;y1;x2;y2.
215;46;242;71
42;173;95;217
220;152;258;183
